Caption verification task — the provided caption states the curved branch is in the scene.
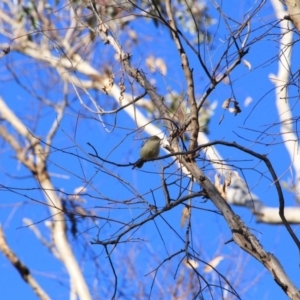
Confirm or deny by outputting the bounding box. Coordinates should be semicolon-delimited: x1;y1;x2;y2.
199;140;300;251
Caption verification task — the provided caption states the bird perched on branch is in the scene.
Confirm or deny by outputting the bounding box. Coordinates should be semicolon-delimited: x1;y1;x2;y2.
133;136;161;169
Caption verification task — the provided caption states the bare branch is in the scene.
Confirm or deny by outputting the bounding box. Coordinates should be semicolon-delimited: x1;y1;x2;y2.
0;225;51;300
165;0;199;152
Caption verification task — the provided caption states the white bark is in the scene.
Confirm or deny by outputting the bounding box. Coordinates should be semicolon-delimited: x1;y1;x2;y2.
270;0;300;201
0;97;92;300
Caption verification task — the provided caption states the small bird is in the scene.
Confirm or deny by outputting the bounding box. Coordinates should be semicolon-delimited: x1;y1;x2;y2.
134;136;161;168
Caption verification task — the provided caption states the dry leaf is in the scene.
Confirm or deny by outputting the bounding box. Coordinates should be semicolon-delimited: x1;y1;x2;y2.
214;174;224;197
146;55;155;72
244;96;252;107
0;46;10;58
98;22;108;34
233;101;242;115
243;59;252;70
204;256;224;273
155;57;167;75
184;258;199;269
225;172;232;188
128;29;137;43
146;56;167;75
68;187;87;202
216;73;230;84
102;74;114;94
223;98;242;115
181;205;190;227
214;173;230;199
73;186;87;194
222;76;230;84
222;98;231;109
74;206;88;217
119;82;125;103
